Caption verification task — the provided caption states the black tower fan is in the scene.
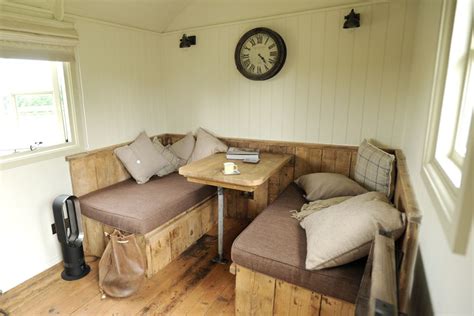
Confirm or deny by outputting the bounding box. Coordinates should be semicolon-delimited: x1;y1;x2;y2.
52;195;90;280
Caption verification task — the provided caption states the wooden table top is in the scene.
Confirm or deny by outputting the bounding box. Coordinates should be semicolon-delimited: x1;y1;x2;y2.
179;152;292;192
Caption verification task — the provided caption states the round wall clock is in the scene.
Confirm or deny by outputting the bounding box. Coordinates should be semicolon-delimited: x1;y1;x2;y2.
234;27;287;81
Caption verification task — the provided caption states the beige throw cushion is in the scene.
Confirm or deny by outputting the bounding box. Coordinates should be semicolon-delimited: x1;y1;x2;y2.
152;137;187;177
189;128;228;162
300;191;405;270
354;139;396;198
295;173;367;201
114;132;169;184
169;133;196;162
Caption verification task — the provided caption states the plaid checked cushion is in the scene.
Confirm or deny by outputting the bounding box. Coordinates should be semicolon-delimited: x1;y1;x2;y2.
354;140;395;198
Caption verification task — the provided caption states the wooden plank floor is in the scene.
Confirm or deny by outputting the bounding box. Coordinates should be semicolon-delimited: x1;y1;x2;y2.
0;218;249;316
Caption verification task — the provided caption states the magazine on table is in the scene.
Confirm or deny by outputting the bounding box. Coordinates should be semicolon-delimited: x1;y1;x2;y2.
226;147;260;160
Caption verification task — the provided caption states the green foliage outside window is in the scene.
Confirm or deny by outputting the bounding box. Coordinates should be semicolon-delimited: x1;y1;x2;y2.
15;93;54;107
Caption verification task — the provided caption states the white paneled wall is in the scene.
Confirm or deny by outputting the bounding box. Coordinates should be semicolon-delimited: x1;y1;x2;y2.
402;0;473;314
76;21;165;149
161;0;413;147
0;20;166;292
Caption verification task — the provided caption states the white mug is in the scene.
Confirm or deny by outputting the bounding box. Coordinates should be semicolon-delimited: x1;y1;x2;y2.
224;162;238;174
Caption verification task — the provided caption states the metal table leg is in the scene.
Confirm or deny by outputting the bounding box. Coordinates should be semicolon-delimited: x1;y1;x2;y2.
212;186;228;264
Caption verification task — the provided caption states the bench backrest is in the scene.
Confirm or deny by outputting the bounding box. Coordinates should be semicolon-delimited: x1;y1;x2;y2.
66;133;420;314
66;135;167;196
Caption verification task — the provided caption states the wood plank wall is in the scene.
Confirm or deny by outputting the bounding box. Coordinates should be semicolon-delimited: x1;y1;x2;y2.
161;0;413;147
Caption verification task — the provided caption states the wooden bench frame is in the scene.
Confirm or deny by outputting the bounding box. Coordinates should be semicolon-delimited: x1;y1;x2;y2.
66;134;420;314
81;195;217;278
221;142;420;315
66;135;218;278
234;264;356;315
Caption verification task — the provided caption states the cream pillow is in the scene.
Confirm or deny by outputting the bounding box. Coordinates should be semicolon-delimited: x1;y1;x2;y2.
354;139;396;198
189;128;228;162
169;133;195;162
295;173;367;201
300;191;405;270
152;137;187;177
114;132;169;184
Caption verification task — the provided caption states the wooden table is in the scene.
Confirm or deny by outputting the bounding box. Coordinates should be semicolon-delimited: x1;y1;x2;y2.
179;152;292;263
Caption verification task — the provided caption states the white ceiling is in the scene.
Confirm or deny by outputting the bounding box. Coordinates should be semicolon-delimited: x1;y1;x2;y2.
9;0;374;33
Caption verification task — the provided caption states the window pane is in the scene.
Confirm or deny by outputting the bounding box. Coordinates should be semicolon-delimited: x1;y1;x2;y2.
0;58;70;157
434;1;472;188
454;50;474;158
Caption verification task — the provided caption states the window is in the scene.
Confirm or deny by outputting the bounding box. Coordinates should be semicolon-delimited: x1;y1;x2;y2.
423;0;473;253
0;3;82;169
0;59;73;157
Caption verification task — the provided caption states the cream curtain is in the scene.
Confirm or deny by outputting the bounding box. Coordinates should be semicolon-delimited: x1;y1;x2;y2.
0;13;79;62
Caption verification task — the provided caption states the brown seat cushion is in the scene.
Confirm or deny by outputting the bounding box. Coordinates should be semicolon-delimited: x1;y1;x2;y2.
80;173;215;234
231;183;366;303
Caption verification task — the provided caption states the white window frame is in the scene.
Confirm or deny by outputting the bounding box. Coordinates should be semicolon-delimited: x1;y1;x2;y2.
422;0;473;254
0;60;85;170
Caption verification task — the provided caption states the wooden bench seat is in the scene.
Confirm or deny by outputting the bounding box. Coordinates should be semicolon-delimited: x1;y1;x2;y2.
66;135;218;278
231;183;366;304
80;173;215;234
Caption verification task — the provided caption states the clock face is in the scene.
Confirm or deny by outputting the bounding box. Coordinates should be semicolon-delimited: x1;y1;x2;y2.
235;28;286;80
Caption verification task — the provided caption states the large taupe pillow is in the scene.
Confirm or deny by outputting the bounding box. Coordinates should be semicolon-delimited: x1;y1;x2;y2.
152;137;187;177
300;191;405;270
114;132;169;184
189;128;228;162
169;133;196;162
354;139;396;198
295;173;367;201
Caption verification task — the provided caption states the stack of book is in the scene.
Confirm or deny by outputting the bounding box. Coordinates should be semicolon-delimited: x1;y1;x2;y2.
226;147;260;162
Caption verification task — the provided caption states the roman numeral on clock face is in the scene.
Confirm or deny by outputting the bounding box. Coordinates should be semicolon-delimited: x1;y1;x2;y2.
256;34;263;43
270;51;278;57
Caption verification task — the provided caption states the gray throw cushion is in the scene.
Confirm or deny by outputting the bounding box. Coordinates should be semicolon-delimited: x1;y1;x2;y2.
169;132;196;162
295;172;367;201
300;191;405;270
354;139;396;198
114;132;168;184
189;128;228;162
152;137;187;177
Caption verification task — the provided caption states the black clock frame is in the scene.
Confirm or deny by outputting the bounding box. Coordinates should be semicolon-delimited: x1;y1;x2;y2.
234;27;287;81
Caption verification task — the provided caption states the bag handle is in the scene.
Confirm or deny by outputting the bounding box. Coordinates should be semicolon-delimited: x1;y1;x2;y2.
104;230;130;243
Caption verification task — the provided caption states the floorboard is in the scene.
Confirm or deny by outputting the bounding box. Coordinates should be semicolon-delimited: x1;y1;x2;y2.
0;218;249;316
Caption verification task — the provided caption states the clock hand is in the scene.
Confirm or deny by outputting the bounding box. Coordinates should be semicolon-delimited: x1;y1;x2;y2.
258;53;267;64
